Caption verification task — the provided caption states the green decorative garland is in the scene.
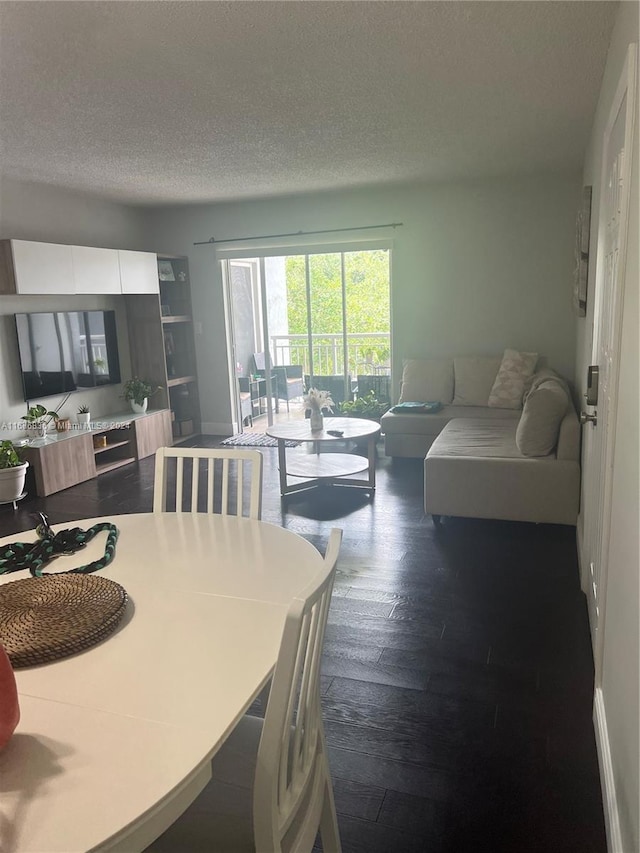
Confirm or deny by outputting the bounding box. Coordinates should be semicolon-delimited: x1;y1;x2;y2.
0;514;119;578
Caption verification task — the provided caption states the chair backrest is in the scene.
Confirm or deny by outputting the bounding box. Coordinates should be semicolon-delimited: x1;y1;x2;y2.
356;374;391;403
252;352;267;374
254;528;343;851
304;374;352;406
153;446;263;519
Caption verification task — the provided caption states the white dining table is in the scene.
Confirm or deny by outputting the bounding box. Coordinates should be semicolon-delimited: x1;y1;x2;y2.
0;512;323;853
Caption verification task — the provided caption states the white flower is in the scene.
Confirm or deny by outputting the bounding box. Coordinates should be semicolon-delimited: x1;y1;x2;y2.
303;387;334;413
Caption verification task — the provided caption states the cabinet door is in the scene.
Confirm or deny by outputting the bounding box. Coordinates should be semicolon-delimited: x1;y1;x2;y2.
10;240;74;294
72;245;121;294
134;410;173;459
119;250;159;294
22;434;96;497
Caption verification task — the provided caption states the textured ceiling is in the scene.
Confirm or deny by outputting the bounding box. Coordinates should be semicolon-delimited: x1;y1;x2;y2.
0;1;617;206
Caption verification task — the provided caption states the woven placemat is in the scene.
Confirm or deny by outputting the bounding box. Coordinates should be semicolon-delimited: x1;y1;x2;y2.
0;574;128;668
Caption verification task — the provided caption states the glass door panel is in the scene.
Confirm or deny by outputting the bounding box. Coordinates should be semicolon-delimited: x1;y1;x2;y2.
307;252;350;406
344;249;391;403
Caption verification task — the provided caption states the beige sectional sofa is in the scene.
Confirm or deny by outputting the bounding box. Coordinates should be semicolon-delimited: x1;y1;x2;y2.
380;354;581;525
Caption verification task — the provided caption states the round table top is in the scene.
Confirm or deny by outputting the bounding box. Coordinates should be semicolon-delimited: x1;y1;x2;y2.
0;512;324;853
267;416;381;443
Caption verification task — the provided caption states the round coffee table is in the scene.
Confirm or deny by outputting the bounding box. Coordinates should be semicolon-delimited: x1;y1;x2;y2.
266;417;381;497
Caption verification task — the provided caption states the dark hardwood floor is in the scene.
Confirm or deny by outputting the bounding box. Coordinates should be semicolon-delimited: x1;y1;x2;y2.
0;435;606;853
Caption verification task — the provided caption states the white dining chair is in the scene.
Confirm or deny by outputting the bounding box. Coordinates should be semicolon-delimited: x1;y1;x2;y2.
153;446;264;519
148;528;343;853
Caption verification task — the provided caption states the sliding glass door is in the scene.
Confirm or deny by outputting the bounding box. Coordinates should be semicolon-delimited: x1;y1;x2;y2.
224;247;390;430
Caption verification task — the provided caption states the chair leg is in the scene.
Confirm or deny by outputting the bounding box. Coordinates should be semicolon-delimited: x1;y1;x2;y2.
319;775;341;853
286;398;290;413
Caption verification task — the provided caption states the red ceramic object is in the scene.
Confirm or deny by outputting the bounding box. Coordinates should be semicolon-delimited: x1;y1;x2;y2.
0;643;20;749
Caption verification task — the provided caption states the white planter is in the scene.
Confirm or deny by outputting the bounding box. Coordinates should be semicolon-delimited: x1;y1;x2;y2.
130;398;148;414
77;412;91;428
0;462;28;503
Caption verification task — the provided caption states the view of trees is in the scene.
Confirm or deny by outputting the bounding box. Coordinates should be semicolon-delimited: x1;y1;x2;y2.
284;250;390;374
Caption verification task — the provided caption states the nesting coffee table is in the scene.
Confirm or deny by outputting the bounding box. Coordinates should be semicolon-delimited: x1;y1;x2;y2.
266;417;381;497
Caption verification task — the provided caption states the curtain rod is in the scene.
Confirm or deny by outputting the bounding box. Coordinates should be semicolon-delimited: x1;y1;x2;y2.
193;222;403;246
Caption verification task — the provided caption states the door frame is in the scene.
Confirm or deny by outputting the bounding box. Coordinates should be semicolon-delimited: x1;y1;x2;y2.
222;245;393;432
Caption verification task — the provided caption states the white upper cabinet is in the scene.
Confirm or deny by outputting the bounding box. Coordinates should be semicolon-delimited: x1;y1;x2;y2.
0;239;160;295
72;245;121;294
4;240;75;294
118;250;159;293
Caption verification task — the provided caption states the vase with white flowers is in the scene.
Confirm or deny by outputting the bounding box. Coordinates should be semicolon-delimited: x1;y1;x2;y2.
303;388;334;432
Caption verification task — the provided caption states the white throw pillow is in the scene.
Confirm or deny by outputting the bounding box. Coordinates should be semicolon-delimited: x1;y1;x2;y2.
488;349;538;410
399;358;454;404
516;379;569;456
451;357;502;406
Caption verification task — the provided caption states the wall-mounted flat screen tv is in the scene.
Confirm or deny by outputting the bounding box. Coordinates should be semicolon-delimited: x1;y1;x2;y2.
14;310;121;401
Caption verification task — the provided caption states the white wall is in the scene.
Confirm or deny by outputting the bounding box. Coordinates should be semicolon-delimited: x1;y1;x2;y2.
0;177;148;249
144;172;581;433
577;3;639;850
0;179;148;432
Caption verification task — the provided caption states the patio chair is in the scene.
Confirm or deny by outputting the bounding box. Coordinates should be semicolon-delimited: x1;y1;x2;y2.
252;352;304;412
148;528;343;853
356;374;391;404
304;374;352;408
153;446;263;519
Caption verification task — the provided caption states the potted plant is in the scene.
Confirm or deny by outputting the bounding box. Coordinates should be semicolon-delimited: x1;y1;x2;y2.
0;440;29;504
21;394;71;440
122;378;161;414
338;391;390;423
77;404;91;428
21;404;56;439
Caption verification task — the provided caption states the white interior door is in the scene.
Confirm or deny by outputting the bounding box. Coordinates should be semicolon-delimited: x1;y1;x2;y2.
581;45;637;672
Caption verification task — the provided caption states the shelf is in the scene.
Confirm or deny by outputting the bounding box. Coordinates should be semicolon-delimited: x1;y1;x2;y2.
168;375;197;387
93;440;130;455
162;315;192;324
127;254;200;442
95;456;136;475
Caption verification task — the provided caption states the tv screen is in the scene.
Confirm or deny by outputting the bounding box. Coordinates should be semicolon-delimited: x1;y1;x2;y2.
14;310;121;401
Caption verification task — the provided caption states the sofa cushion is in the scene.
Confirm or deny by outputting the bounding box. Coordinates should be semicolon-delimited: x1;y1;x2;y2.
381;404;519;437
488;349;538;409
427;417;528;458
516;376;570;457
452;357;502;406
399;358;454;404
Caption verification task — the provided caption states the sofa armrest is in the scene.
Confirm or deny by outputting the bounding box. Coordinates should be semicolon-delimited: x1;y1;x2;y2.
556;407;580;461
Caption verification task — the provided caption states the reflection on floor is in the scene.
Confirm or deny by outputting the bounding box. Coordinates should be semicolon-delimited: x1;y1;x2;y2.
243;400;306;432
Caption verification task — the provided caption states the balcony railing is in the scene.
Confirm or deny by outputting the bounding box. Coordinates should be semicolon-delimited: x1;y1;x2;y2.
270;332;390;377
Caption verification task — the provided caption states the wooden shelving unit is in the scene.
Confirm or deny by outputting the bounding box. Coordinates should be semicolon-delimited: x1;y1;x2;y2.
92;427;136;474
21;410;173;497
125;254;201;442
